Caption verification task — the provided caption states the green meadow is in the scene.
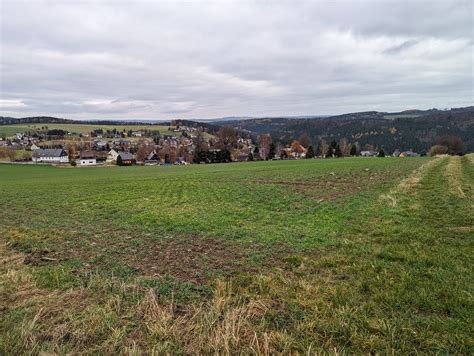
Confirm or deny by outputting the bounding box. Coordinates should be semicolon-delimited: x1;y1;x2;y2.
0;156;472;354
0;123;177;138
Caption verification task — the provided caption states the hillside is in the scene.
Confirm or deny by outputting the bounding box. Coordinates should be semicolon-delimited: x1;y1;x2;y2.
220;107;474;153
0;116;222;136
3;107;473;153
0;116;75;125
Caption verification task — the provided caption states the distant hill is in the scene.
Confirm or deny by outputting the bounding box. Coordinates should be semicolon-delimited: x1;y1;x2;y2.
221;107;474;153
0;116;222;135
0;116;162;126
2;107;473;152
0;116;74;125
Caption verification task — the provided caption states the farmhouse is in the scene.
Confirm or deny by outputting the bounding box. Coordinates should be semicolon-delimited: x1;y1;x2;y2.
32;148;69;163
106;149;119;163
176;156;188;165
145;150;160;164
399;150;420;157
236;154;249;162
79;151;97;166
290;141;306;158
360;150;378;157
93;140;108;150
117;152;135;166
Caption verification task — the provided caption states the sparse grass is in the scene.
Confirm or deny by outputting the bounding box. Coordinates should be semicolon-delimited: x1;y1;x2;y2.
1;156;472;353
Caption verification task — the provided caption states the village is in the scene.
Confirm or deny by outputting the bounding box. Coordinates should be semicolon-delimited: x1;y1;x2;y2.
0;122;423;166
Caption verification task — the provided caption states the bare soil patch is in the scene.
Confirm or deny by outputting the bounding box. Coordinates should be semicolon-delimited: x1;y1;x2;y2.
21;227;294;284
127;236;292;283
257;170;400;201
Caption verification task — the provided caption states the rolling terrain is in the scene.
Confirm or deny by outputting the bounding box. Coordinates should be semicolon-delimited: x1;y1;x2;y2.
0;123;176;138
220;107;474;153
0;117;221;138
3;106;473;154
1;156;472;353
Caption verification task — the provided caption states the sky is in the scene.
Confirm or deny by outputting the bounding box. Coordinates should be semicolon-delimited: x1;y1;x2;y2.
0;0;472;120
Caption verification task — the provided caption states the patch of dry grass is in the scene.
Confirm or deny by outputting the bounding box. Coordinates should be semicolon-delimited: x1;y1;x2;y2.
0;242;303;354
379;157;445;207
396;157;444;192
445;156;467;198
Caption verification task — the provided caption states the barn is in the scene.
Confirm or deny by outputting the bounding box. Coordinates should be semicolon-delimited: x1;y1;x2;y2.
32;149;69;164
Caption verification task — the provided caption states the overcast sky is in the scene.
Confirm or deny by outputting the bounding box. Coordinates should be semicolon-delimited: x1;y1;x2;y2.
0;0;472;120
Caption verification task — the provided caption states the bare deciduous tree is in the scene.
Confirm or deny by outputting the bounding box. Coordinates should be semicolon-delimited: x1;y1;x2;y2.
298;133;311;148
5;148;16;162
339;138;350;157
66;143;77;161
136;142;155;162
257;134;272;160
319;139;329;158
437;135;465;155
217;126;237;150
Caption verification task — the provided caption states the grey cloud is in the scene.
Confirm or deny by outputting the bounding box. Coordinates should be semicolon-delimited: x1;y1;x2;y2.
0;0;472;119
383;40;419;54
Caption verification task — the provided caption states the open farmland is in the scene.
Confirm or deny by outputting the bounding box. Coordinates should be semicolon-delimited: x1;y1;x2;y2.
0;123;178;138
0;157;473;354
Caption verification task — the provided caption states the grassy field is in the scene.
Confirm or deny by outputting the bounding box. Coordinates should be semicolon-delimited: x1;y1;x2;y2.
0;123;178;138
0;148;31;161
0;157;472;353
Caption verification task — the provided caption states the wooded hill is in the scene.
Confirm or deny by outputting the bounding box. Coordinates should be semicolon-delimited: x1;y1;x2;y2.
0;116;222;135
0;116;75;125
219;107;474;153
2;106;473;153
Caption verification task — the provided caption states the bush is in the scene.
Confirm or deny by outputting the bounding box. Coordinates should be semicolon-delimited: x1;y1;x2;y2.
437;135;465;155
429;145;448;156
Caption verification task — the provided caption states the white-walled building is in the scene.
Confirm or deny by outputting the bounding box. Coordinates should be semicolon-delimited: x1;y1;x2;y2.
32;149;69;163
106;149;119;163
79;151;97;166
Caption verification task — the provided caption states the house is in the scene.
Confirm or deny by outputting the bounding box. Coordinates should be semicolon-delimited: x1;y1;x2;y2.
290;141;306;158
32;148;69;163
30;144;40;150
79;151;97;166
360;150;378;157
281;147;293;159
236;154;249;162
399;150;419;157
176;156;188;165
93;140;108;150
95;151;108;162
106;149;119;163
145;150;160;164
117;152;135;166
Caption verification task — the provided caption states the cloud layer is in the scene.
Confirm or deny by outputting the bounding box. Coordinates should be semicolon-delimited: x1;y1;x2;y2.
0;0;472;119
